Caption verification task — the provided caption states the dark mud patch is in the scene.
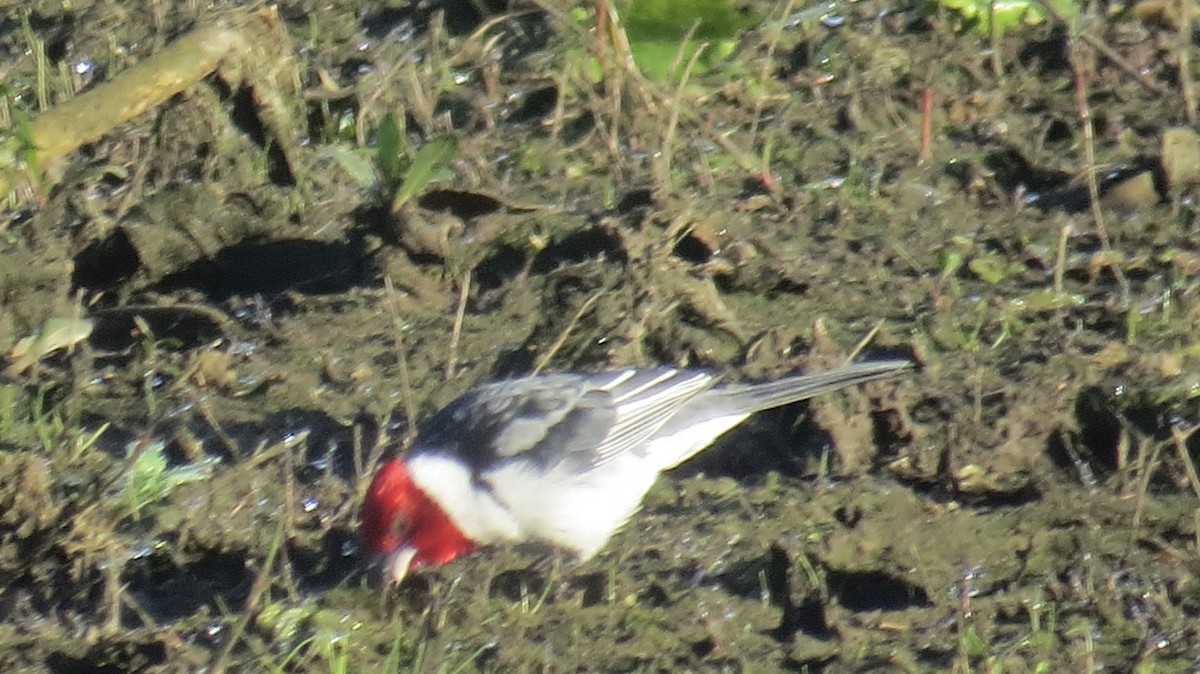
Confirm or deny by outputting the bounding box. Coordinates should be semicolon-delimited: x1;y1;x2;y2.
2;0;1200;672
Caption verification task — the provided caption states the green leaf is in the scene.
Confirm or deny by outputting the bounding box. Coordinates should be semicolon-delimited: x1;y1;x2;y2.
939;0;1080;35
376;112;405;186
390;135;459;213
128;441;169;515
323;145;378;189
968;254;1007;284
121;439;216;518
628;40;700;80
621;0;759;80
624;0;756;41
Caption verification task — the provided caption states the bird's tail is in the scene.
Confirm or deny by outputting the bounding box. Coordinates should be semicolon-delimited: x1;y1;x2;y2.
643;360;910;472
713;359;912;415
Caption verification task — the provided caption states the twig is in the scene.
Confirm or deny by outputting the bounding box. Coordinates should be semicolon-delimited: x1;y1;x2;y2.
1070;40;1130;305
446;272;471;378
193;394;242;462
600;0;630;165
384;276;419;447
533;290;604;375
279;432;299;600
1035;0;1164;95
750;0;798;140
239;430;308;472
352;422;365;484
1180;0;1197;124
988;0;1002;78
1170;423;1200;499
103;544;124;633
657;37;708;190
1053;223;1070;293
532;0;775;193
209;517;286;674
3;8;298;200
845;320;884;363
1128;432;1163;548
918;89;933;165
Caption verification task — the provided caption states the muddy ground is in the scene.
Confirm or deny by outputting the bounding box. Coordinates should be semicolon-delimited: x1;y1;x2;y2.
1;0;1199;671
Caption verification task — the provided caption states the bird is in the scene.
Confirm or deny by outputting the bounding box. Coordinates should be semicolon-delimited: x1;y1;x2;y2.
359;359;911;585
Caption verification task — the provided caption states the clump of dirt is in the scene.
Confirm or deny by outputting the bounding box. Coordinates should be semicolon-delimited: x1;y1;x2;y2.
1;0;1199;671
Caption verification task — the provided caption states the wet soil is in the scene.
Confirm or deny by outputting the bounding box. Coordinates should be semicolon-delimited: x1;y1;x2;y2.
2;0;1200;672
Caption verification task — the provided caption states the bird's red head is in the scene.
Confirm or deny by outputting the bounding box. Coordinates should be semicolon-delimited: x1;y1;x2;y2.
359;459;477;584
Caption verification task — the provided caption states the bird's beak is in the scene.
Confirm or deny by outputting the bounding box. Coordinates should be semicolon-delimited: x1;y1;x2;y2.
381;545;418;586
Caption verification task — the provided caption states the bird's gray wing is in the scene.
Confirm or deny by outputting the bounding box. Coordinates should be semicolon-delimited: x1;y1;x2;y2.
412;369;718;474
586;368;718;464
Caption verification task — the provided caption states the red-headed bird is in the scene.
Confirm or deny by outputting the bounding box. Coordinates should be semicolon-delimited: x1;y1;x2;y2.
360;360;910;584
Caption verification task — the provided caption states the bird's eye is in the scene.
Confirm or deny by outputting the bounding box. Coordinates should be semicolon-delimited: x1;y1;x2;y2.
390;514;410;541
